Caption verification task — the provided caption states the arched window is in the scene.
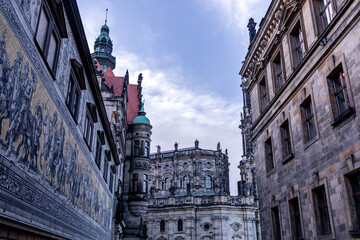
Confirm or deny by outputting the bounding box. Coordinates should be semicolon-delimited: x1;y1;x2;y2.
178;219;183;231
160;220;165;232
164;178;171;190
205;175;212;189
182;176;189;188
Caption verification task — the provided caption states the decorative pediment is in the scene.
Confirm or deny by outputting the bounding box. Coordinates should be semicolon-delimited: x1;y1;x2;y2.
278;0;302;30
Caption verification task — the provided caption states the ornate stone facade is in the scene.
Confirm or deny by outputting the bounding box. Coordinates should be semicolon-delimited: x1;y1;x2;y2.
240;0;360;239
144;141;260;239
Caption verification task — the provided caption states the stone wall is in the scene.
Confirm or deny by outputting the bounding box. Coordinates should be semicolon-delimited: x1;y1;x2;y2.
0;1;116;239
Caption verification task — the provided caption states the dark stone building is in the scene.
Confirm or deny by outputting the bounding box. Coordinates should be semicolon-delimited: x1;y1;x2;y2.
240;0;360;239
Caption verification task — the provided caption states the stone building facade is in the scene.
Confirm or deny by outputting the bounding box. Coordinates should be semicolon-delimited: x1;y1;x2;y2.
144;142;260;240
0;0;121;239
91;19;152;239
239;0;360;239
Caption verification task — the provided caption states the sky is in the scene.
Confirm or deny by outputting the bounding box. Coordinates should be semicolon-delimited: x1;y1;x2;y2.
77;0;271;194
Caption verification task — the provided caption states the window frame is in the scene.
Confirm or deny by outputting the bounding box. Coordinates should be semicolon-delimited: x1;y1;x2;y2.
312;186;332;235
160;220;166;232
347;171;360;234
258;76;269;112
300;97;317;143
143;174;148;193
289;197;303;239
177;219;183;232
205;175;212;189
34;0;65;76
289;20;306;68
280;119;293;163
311;0;336;35
103;151;110;183
83;111;94;149
65;59;85;123
94;137;103;170
131;173;138;193
265;137;275;173
271;206;282;240
326;64;354;127
271;51;286;93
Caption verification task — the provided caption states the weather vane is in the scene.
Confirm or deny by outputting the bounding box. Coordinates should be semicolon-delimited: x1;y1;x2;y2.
105;9;108;25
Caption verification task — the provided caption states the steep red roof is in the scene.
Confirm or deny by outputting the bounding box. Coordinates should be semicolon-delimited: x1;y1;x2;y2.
93;58;140;123
127;84;139;123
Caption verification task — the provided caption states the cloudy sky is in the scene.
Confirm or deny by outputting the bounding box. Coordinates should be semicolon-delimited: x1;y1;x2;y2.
77;0;271;194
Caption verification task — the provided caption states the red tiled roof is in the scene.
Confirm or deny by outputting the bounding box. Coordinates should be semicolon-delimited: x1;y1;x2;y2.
127;84;139;124
93;58;140;123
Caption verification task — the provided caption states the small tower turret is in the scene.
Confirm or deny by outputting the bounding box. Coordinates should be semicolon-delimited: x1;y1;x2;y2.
91;9;116;71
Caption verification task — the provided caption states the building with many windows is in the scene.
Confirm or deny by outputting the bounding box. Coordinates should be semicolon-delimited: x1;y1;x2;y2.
144;141;260;240
0;0;120;239
239;0;360;239
0;0;151;239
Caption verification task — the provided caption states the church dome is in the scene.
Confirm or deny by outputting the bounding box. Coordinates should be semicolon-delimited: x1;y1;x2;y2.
133;103;150;124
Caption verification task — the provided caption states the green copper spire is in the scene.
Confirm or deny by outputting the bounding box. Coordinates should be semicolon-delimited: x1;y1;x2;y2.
133;102;150;124
91;9;116;71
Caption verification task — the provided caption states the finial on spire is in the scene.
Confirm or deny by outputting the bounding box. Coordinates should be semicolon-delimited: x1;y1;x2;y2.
105;9;108;25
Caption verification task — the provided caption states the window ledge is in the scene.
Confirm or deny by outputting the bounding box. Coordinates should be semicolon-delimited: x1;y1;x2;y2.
303;135;320;151
282;153;294;165
266;168;276;177
349;229;360;238
331;107;354;127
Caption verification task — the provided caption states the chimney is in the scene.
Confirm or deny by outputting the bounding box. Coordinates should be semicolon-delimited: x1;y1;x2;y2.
247;18;257;46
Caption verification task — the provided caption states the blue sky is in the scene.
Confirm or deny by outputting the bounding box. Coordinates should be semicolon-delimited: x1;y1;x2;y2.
78;0;271;194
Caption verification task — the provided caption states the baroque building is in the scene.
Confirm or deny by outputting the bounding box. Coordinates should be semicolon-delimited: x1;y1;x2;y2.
144;141;260;240
240;0;360;239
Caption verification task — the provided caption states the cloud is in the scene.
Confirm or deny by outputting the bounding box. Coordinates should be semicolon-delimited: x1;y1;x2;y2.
79;1;246;194
109;48;243;194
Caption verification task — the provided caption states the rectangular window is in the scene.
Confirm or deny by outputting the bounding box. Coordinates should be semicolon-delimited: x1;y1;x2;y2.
103;153;109;183
330;70;350;117
109;171;114;193
313;186;331;234
271;206;282;240
290;23;305;66
281;120;292;158
350;173;360;229
318;0;334;31
143;174;148;193
289;197;303;239
144;141;150;157
273;53;284;92
265;137;274;172
301;98;316;142
259;77;268;112
132;174;138;192
134;140;140;157
66;75;81;121
84;112;94;148
35;3;61;73
95;139;102;169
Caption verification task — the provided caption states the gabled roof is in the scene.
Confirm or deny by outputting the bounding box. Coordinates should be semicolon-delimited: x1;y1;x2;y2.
93;58;140;123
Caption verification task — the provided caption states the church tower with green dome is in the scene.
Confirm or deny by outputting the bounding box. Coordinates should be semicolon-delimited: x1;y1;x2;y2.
91;9;116;71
